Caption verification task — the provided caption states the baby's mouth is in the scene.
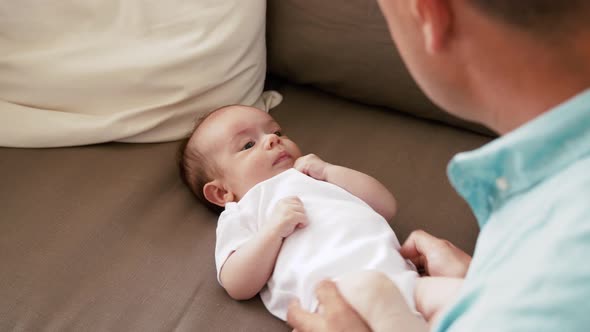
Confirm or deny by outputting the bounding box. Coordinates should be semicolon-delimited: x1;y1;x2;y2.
273;151;292;166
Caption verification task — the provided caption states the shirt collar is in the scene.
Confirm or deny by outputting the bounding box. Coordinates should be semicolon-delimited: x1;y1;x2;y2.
447;88;590;226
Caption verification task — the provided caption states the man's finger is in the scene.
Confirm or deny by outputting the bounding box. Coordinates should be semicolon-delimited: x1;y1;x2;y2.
399;229;439;259
287;300;324;332
314;280;351;314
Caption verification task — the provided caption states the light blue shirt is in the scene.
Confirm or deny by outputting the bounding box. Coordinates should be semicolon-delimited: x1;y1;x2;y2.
434;89;590;332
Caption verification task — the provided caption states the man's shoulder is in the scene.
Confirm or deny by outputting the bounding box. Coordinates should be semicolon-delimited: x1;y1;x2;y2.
437;152;590;331
537;152;590;211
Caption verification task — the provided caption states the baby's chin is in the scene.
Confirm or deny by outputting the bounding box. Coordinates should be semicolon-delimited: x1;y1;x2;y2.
236;168;293;199
269;167;291;179
261;166;293;184
274;162;295;173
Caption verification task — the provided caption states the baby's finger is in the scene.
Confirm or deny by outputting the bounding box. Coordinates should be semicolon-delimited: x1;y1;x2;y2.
408;255;427;275
296;215;309;228
286;199;306;213
400;229;439;259
293;157;307;169
284;196;303;205
294;158;313;175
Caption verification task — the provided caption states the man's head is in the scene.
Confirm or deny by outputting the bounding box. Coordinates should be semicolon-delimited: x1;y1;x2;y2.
178;105;302;212
469;1;588;32
377;0;590;134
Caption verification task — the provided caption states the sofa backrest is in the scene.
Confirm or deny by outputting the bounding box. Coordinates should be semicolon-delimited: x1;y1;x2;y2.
266;0;494;136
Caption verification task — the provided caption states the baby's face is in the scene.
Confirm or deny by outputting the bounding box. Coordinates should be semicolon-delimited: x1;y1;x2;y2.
196;105;302;201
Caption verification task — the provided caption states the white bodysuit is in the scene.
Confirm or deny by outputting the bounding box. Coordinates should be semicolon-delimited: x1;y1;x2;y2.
215;168;418;320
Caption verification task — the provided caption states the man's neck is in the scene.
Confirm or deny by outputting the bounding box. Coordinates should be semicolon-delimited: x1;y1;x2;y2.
462;20;590;135
489;72;590;135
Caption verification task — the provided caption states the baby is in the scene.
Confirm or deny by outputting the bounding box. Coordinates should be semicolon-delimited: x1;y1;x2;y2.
178;105;461;325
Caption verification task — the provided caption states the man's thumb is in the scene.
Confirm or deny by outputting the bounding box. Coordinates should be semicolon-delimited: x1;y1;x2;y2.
287;300;321;332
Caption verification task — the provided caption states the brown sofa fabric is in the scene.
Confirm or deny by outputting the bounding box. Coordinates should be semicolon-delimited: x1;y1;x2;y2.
0;82;490;331
0;1;495;330
267;0;495;136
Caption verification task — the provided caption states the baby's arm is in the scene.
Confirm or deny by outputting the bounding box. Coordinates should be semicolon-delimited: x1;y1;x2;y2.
294;154;397;220
219;197;308;300
414;277;464;327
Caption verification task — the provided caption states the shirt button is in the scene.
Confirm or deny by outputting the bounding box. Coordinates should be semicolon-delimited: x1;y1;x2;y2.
496;177;509;191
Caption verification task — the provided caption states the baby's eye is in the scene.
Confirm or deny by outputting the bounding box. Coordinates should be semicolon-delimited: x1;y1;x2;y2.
274;131;282;137
242;141;255;150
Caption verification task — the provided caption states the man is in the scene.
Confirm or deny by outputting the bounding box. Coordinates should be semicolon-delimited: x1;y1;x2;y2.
287;0;590;331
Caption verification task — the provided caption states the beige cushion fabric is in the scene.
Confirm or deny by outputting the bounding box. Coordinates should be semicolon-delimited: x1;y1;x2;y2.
0;0;274;147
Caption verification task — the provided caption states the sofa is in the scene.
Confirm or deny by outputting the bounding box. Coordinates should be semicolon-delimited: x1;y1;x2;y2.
0;1;494;331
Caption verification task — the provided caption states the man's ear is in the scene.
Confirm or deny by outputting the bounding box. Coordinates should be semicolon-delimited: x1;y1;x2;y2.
412;0;453;54
203;180;235;208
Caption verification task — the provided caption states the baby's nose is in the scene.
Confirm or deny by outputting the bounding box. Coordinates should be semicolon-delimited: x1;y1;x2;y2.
265;134;281;149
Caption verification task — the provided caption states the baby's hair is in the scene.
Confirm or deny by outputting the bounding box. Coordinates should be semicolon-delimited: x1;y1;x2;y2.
177;104;241;214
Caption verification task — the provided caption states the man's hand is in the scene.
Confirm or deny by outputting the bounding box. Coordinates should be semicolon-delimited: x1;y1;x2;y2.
400;230;472;278
294;154;330;181
287;280;371;332
265;196;308;238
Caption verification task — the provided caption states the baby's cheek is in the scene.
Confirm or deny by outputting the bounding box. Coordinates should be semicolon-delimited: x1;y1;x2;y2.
290;143;303;159
248;165;271;183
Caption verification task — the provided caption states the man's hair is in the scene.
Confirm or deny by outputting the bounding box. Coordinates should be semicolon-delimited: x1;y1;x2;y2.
471;0;589;32
177;106;237;215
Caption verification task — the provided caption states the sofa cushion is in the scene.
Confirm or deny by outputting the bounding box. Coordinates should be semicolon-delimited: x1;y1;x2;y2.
267;0;494;136
0;82;489;331
0;0;270;147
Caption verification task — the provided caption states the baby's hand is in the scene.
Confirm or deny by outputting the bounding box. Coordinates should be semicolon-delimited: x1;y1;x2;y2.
266;196;309;239
294;154;330;181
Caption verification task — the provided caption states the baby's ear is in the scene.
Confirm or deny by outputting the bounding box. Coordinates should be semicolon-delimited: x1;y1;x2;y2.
203;180;235;207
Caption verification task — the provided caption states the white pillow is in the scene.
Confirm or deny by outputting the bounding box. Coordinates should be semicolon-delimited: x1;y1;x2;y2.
0;0;279;147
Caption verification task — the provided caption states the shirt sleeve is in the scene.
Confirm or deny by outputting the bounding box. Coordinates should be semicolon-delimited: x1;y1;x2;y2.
214;205;256;285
